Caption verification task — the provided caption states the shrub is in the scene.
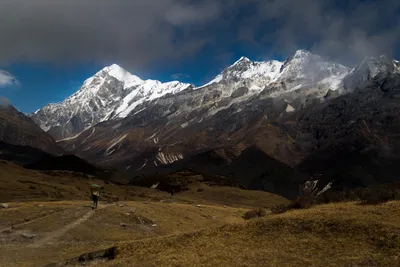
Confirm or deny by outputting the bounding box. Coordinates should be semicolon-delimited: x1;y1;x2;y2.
243;208;268;220
315;182;400;205
272;180;333;214
357;183;400;205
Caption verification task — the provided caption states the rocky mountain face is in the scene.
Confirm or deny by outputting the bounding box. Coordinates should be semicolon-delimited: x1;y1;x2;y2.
343;56;400;91
30;64;193;140
0;105;62;155
31;50;350;142
30;50;400;196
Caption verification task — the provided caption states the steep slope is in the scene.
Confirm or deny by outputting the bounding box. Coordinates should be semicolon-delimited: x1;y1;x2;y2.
199;56;283;90
344;55;400;91
30;64;193;140
32;50;349;142
140;145;307;199
32;50;400;196
58;50;350;168
60;52;400;194
278;49;349;92
294;69;400;189
0;141;53;165
0;105;62;155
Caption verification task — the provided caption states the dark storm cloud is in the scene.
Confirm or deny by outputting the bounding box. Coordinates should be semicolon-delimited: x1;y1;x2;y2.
0;0;398;68
0;0;224;68
249;0;400;64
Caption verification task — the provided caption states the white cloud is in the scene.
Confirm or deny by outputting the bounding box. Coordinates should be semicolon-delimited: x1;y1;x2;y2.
171;73;191;80
0;70;19;87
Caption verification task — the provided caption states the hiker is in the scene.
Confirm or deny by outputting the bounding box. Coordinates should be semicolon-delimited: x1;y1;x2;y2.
90;184;101;209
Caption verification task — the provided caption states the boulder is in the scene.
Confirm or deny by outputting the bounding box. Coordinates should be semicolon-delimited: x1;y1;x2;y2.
21;232;36;239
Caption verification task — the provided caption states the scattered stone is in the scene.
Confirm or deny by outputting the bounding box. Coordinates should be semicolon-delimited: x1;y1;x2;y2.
120;223;127;229
38;204;44;207
222;205;227;208
212;216;217;220
197;188;205;192
21;232;35;239
119;204;124;207
1;203;9;209
196;205;202;208
151;224;157;227
125;213;131;216
3;229;13;234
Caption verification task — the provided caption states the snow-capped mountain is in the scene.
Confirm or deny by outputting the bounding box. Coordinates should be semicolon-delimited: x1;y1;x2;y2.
51;50;355;163
22;49;400;200
200;56;283;90
30;64;193;140
344;56;400;91
186;50;351;119
277;50;349;92
32;49;373;142
26;49;400;200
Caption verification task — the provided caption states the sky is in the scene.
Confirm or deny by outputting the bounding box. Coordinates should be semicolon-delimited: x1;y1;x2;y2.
0;0;399;113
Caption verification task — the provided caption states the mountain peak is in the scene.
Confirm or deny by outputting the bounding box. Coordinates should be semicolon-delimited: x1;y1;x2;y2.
293;49;312;58
281;49;317;70
343;54;399;91
99;64;142;85
233;56;251;65
103;63;123;72
357;55;394;73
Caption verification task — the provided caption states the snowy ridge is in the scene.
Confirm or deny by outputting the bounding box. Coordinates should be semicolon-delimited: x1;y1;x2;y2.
343;55;400;91
103;64;142;89
115;80;192;118
198;50;349;94
277;49;350;91
31;64;192;139
31;49;399;142
200;57;283;89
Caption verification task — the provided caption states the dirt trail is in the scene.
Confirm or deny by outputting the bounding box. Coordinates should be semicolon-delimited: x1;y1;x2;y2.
0;209;64;234
29;205;109;248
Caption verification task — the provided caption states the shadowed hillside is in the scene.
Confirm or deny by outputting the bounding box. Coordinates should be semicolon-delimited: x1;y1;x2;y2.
0;105;63;155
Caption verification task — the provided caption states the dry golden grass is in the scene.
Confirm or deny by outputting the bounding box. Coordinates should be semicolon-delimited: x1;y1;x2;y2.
99;201;400;267
0;201;249;267
174;182;289;209
7;160;398;266
0;160;158;202
0;161;288;267
0;160;289;208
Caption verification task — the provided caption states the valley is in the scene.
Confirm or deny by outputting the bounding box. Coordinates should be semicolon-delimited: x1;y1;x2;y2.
0;160;288;266
1;161;399;266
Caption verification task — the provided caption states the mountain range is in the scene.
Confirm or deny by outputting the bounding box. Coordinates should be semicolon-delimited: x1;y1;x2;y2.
2;49;400;198
30;50;354;141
